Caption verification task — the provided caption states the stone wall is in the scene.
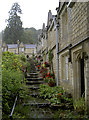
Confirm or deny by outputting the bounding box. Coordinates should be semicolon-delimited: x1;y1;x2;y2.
47;24;57;78
59;49;73;94
52;47;57;77
47;27;56;51
59;6;71;49
8;48;18;53
43;38;46;52
84;40;89;110
58;2;89;99
71;2;88;45
24;48;35;56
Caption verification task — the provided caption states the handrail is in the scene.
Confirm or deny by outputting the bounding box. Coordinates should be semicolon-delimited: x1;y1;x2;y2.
9;95;18;120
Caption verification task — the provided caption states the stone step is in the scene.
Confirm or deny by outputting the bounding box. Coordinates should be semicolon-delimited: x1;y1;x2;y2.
23;103;51;107
29;93;40;97
26;81;45;85
26;78;43;81
26;76;38;78
26;73;39;78
28;73;38;75
27;84;40;87
29;86;40;90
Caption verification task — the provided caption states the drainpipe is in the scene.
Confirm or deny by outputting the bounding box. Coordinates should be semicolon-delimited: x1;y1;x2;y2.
41;38;43;60
54;17;59;86
45;28;48;62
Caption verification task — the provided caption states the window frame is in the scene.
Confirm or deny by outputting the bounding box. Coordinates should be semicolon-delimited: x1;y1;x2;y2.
61;52;69;81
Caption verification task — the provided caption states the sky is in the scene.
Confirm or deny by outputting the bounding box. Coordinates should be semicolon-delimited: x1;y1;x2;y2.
0;0;59;32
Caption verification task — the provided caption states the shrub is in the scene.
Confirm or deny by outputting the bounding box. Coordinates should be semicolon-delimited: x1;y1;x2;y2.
73;97;86;113
2;52;27;118
39;84;64;104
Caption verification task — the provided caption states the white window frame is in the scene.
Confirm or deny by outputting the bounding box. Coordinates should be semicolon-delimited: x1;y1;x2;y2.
65;56;69;80
61;52;69;81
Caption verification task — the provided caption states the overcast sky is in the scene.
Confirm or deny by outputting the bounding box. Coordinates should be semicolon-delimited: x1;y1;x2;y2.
0;0;59;32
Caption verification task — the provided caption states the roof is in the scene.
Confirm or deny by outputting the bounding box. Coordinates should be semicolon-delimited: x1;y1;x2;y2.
24;44;36;49
7;44;36;49
7;44;18;49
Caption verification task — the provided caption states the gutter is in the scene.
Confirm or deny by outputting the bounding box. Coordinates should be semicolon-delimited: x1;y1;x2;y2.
57;36;89;54
57;44;71;54
69;36;89;50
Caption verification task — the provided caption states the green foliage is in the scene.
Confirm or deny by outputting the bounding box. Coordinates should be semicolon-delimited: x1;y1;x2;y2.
26;62;31;72
53;109;75;119
2;70;23;94
44;71;55;86
39;84;73;105
48;49;54;71
2;2;41;44
53;109;88;119
21;29;33;44
19;54;26;62
39;84;64;105
73;97;86;113
2;51;22;71
2;51;27;118
21;27;41;44
43;52;46;62
48;49;53;64
2;2;23;44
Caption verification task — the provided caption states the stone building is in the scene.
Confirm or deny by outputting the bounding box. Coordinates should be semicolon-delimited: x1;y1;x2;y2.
24;44;36;57
47;10;57;76
37;1;89;109
57;1;89;107
2;43;36;57
37;10;59;84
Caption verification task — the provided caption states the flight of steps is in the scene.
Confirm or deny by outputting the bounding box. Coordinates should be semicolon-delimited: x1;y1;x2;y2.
25;62;50;107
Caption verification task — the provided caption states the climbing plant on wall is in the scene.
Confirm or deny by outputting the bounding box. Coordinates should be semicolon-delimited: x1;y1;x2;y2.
48;49;54;71
43;52;46;62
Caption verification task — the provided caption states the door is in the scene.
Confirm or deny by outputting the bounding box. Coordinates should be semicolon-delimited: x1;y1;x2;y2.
80;58;85;97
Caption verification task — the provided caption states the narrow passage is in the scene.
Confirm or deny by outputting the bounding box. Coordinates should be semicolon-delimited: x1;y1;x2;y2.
14;59;57;119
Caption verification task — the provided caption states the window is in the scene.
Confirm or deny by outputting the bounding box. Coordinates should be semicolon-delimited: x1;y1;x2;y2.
65;56;69;80
42;38;43;47
21;48;24;52
19;48;24;53
61;54;69;81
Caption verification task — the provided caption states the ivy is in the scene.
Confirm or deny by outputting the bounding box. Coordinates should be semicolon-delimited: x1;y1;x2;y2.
48;49;53;64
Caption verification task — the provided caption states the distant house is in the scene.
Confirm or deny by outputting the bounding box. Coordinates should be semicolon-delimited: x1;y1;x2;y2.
7;44;18;54
24;44;36;57
2;43;36;57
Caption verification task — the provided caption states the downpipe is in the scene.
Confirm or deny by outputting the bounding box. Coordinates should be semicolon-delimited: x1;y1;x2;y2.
54;17;59;86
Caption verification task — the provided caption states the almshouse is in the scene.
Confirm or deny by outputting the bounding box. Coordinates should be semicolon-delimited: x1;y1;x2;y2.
37;1;89;110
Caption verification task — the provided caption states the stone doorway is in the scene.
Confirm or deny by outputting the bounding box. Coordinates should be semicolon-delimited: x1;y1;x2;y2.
73;49;85;100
